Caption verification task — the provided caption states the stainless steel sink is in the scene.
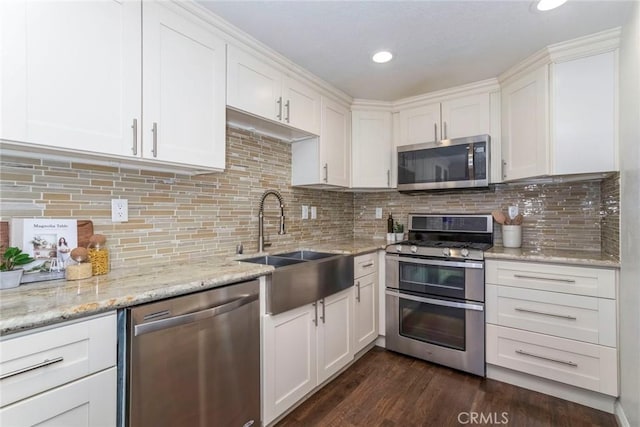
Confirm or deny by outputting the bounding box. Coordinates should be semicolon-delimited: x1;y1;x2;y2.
240;251;353;315
241;255;306;268
274;250;337;260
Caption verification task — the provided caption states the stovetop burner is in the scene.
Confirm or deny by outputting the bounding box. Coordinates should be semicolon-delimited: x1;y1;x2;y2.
398;240;493;251
386;213;494;260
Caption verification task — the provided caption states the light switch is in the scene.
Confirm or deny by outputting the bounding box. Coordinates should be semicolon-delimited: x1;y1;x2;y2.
310;206;317;219
302;205;309;220
375;208;383;219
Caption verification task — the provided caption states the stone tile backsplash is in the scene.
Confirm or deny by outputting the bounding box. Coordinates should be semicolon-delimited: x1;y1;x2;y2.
354;174;620;257
0;127;619;269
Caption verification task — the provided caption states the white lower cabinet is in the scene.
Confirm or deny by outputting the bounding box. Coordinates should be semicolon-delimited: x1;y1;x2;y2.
0;312;117;427
353;252;379;354
0;367;116;427
263;287;354;425
486;260;618;397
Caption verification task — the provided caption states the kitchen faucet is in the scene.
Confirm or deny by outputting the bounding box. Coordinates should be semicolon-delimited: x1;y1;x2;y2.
258;190;286;252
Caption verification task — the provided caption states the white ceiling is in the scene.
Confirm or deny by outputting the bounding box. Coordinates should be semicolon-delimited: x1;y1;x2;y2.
199;0;634;101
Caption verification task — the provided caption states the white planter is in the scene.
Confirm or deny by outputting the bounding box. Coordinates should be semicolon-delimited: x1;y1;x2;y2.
502;225;522;248
0;269;24;289
395;232;405;242
386;233;396;243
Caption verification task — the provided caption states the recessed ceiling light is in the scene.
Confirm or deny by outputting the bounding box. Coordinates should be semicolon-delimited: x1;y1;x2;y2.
372;51;393;64
536;0;567;11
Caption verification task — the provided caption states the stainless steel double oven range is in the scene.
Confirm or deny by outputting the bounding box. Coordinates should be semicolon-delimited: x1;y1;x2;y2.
385;214;493;377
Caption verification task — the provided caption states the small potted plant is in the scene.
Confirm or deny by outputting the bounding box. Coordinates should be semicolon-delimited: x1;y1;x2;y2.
0;247;34;289
394;221;405;242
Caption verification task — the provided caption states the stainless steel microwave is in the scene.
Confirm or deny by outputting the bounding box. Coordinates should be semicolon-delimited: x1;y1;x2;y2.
397;134;490;191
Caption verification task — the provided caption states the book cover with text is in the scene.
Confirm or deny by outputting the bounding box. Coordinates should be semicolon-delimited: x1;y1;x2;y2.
10;219;78;271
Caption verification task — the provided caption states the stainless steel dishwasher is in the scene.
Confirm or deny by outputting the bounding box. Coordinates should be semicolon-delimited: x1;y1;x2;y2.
123;279;260;427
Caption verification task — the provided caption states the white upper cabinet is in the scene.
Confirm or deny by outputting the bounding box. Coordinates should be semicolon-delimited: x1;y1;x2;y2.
1;0;227;172
320;97;351;187
551;51;616;175
143;2;226;170
1;0;141;156
351;109;392;188
501;65;549;181
227;46;321;136
398;93;491;146
291;96;351;188
441;93;491;140
500;30;619;181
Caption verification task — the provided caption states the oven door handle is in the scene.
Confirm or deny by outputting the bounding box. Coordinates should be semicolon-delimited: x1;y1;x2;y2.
386;289;484;311
386;255;484;270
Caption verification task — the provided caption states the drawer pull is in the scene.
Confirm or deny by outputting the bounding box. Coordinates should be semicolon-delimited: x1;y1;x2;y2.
515;307;577;320
515;349;577;367
361;262;374;268
1;357;64;380
513;274;576;283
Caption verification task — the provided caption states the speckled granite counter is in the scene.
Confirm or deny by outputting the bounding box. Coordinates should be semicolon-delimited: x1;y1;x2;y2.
485;246;620;268
0;239;387;336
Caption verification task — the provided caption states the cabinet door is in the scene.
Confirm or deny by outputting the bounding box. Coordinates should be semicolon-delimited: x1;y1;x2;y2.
0;0;140;156
320;97;351;187
143;2;226;169
0;367;116;427
263;304;317;425
441;93;491;139
501;65;549;181
354;273;378;353
282;76;321;135
351;110;392;188
227;46;282;123
552;51;617;175
317;288;354;384
398;103;441;145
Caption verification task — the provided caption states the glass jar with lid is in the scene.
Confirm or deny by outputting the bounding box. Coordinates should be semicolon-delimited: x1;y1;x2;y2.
88;234;109;275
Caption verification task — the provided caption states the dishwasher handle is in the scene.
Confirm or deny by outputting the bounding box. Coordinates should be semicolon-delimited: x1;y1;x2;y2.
134;293;259;336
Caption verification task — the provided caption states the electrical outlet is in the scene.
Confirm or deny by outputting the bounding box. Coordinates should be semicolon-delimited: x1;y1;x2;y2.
301;205;309;220
111;199;128;222
310;206;317;219
375;207;383;219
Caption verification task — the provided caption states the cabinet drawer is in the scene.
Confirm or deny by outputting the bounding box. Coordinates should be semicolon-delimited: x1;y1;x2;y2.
0;367;116;427
486;325;618;396
0;312;116;407
354;252;377;278
486;285;616;347
486;260;616;298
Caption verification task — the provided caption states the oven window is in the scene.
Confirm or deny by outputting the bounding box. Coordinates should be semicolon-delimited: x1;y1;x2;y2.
399;298;465;350
399;261;465;299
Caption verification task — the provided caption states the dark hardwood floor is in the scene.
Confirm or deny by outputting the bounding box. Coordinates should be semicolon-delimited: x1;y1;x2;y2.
276;347;617;427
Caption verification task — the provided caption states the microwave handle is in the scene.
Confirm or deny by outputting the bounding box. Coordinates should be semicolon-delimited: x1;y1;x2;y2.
467;142;475;180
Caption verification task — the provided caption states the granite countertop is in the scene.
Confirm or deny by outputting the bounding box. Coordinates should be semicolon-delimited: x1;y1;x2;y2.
0;238;386;336
485;246;620;268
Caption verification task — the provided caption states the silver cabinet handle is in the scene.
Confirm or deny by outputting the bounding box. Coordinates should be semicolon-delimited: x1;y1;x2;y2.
151;122;158;158
387;169;390;187
386;289;484;311
320;299;325;324
276;96;283;120
312;302;317;326
0;357;64;380
131;118;138;155
502;160;507;179
513;274;576;284
356;281;361;302
362;262;374;268
134;293;258;336
323;163;328;183
443;121;448;139
434;123;438;142
285;100;290;123
515;307;577;320
515;349;578;367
